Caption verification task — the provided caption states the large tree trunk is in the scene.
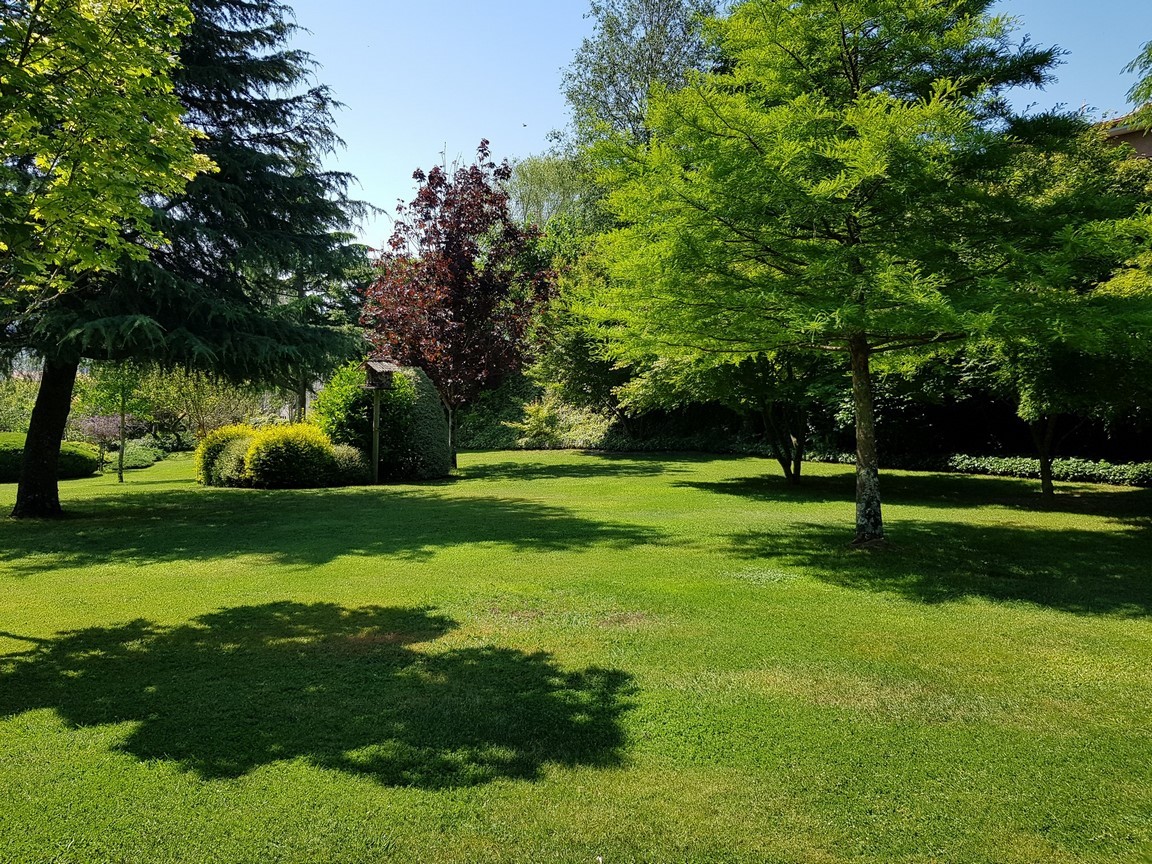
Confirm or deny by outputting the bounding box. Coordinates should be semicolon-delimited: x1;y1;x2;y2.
12;357;81;519
1029;416;1058;499
848;335;884;545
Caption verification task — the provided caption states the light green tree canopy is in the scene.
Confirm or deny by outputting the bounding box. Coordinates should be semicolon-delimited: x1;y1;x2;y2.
0;0;212;301
582;0;1152;541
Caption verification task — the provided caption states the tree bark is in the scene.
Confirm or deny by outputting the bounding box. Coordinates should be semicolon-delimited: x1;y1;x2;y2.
848;335;884;545
1029;416;1058;499
12;357;81;519
763;403;806;486
117;388;126;483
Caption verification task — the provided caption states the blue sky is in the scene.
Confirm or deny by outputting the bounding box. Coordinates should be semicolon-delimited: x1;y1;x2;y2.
286;0;1152;246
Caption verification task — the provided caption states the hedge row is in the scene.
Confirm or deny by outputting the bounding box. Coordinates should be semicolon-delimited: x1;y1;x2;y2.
810;451;1152;487
195;424;371;489
0;433;101;483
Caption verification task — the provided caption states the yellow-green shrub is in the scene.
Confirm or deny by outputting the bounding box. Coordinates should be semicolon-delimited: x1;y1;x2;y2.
244;424;336;489
194;424;254;485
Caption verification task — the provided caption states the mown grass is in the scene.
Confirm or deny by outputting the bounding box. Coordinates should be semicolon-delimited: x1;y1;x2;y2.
2;451;1151;863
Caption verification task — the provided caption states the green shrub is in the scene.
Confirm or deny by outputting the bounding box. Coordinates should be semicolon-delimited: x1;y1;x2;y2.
0;433;100;483
331;444;371;486
404;369;452;478
244;424;336;489
214;436;253;487
313;361;451;480
195;425;255;485
457;374;539;450
110;439;164;470
944;455;1152;487
505;387;613;450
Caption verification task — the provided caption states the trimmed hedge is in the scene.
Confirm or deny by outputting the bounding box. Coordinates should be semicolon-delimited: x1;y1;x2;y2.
313;361;451;480
809;451;1152;488
110;439;165;470
0;433;101;483
195;423;371;489
332;444;371;486
244;424;335;489
195;425;254;485
215;436;253;487
944;455;1152;487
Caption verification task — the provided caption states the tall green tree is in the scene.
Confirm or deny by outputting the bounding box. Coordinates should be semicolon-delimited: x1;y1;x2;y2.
1126;39;1152;129
8;0;364;518
582;0;1149;544
563;0;720;145
0;0;210;301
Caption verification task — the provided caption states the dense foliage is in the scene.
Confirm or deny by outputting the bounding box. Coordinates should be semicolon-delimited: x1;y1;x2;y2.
582;0;1152;541
0;0;209;300
362;142;552;464
244;425;337;490
6;0;364;518
312;362;452;480
195;425;256;486
0;433;98;483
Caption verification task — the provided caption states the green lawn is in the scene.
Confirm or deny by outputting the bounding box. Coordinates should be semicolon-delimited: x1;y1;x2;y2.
2;451;1151;863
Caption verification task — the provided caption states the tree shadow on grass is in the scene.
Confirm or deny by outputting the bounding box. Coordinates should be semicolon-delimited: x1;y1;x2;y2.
0;487;664;575
460;458;676;482
0;602;633;788
459;450;742;482
728;519;1152;616
680;470;1152;526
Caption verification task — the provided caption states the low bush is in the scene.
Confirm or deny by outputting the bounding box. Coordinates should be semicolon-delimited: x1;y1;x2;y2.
945;455;1152;487
457;374;539;450
215;436;253;487
505;388;614;450
195;425;254;485
805;451;1152;488
331;444;371;486
110;439;165;470
0;433;101;483
244;424;335;489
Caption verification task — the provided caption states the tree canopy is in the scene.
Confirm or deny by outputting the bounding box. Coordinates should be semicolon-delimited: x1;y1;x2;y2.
581;0;1152;542
0;0;211;301
8;0;366;518
362;142;553;465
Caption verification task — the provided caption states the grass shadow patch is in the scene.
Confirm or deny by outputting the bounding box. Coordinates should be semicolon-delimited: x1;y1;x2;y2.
0;602;633;788
680;470;1152;525
728;519;1152;616
0;487;664;574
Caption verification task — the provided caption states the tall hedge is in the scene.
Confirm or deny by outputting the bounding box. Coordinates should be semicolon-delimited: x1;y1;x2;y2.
313;361;451;480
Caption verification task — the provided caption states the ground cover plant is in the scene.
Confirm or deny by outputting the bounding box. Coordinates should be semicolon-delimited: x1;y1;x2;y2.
1;451;1150;863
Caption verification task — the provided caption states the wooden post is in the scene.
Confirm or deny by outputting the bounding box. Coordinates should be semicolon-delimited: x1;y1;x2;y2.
371;389;381;485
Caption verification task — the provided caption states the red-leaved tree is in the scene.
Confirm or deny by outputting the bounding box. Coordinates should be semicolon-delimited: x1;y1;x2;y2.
362;141;552;465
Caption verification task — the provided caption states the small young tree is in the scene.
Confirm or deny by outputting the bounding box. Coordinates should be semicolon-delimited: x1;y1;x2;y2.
362;142;553;466
81;362;148;482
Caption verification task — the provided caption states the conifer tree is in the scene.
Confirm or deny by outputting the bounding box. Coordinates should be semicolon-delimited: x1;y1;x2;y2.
9;0;365;518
